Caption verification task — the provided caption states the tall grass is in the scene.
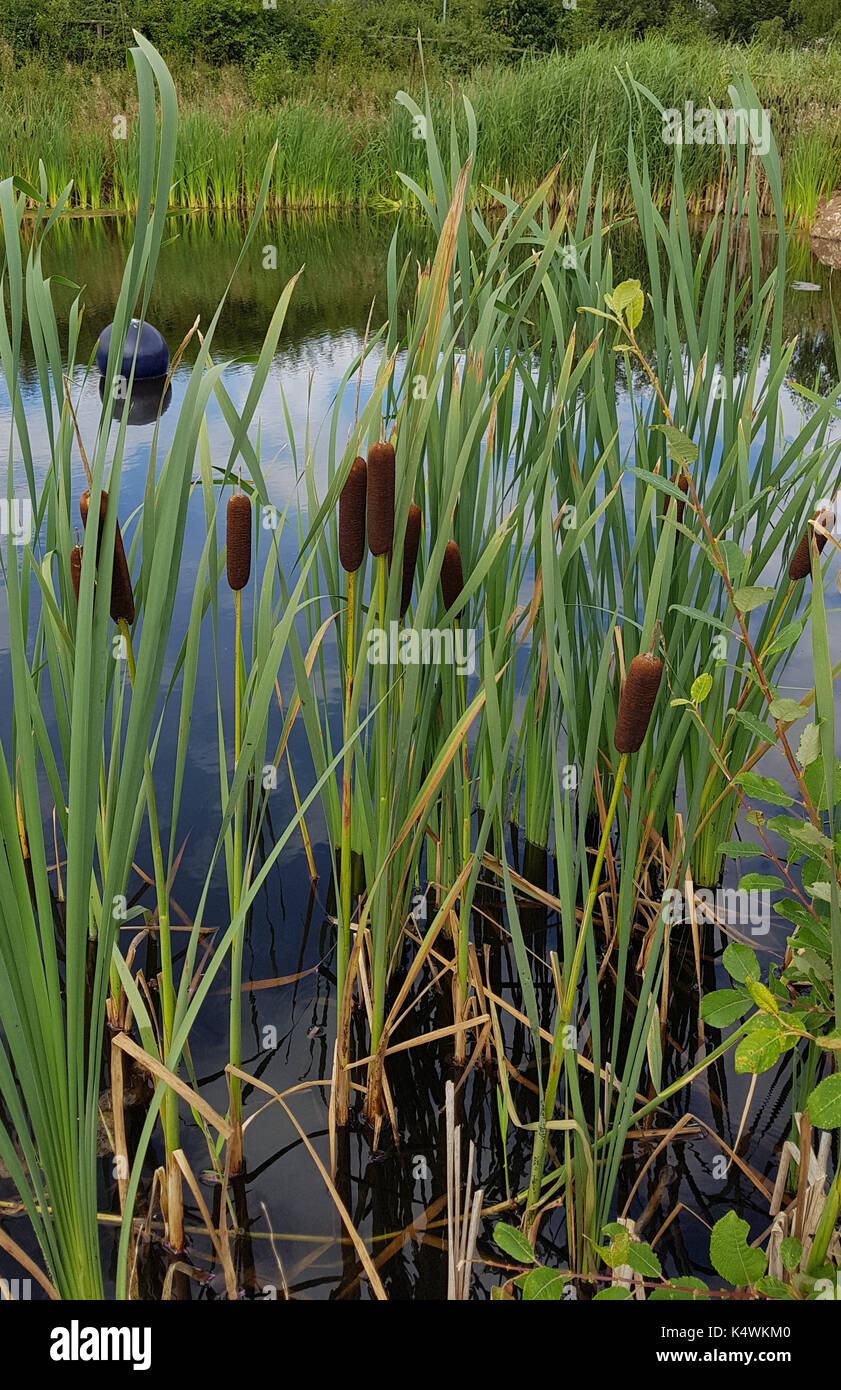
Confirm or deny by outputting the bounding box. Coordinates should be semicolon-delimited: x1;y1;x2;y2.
2;37;841;219
2;36;841;1301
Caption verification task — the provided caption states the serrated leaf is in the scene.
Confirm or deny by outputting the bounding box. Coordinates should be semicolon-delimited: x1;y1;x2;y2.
722;942;760;983
731;708;776;743
780;1237;802;1272
769;698;807;723
650;423;699;466
709;1211;767;1286
736;772;794;807
737;873;781;892
522;1267;566;1300
493;1221;535;1264
691;673;713;703
732;586;775;613
807;1073;841;1129
626;1242;662;1278
593;1287;632;1300
764;619;807;657
649;1277;709;1301
755;1276;797;1300
797;723;822;768
716;840;766;858
789;821;834;854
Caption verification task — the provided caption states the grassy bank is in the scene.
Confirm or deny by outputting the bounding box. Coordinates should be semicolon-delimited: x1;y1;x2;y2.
2;36;841;220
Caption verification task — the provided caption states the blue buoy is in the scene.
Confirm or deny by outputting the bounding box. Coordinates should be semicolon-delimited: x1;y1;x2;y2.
96;317;170;381
97;374;172;426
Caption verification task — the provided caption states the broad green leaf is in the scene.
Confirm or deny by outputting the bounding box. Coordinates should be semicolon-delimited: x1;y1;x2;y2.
735;1028;784;1074
709;1211;767;1286
736;773;794;808
722;942;760;983
650;423;699;466
716;840;766;858
807;1074;841;1129
737;873;781;891
493;1222;535;1264
769;698;807;724
691;673;713;703
649;1277;709;1301
626;1242;662;1279
732;586;775;613
700;989;751;1028
780;1237;802;1272
797;723;822;768
606;279;645;330
522;1267;566;1300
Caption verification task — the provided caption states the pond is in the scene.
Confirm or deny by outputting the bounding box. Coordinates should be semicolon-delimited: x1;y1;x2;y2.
1;209;840;1300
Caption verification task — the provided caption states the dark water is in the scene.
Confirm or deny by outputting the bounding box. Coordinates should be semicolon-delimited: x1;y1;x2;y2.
1;211;840;1299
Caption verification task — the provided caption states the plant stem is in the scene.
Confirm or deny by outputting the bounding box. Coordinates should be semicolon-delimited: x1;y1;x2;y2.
121;618;183;1251
229;586;245;1174
526;754;627;1221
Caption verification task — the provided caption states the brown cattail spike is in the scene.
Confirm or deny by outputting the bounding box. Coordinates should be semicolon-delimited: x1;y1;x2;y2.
339;457;367;573
400;504;423;620
366;441;395;557
614;652;664;754
441;540;464;612
671;471;690;525
110;522;135;625
227;492;252;591
788;507;835;582
70;545;83;605
80;488;135;625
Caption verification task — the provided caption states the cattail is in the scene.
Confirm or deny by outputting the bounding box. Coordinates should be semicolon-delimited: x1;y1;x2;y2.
441;540;464;612
70;543;83;605
788;507;835;582
670;471;690;525
339;457;367;573
80;489;135;625
226;492;252;591
366;441;395;556
614;652;663;754
400;504;423;619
